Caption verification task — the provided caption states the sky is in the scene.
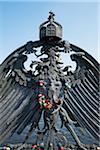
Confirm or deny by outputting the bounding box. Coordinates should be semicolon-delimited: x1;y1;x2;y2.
0;1;99;66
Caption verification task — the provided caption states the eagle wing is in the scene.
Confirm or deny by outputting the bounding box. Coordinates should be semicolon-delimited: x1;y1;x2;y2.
63;44;99;141
0;41;42;144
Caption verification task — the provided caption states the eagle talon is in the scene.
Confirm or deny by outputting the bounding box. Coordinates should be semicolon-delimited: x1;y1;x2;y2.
77;144;87;150
17;144;26;150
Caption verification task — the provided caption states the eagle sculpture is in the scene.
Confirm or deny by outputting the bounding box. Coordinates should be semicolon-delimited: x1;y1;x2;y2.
0;12;99;150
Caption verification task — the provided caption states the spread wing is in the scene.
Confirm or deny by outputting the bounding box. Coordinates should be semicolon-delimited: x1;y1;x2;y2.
0;42;42;144
63;44;99;141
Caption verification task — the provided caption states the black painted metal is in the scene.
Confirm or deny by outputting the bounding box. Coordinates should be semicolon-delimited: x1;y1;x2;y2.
0;12;99;149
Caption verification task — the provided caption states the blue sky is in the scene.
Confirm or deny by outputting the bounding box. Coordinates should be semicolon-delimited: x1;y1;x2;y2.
0;1;99;64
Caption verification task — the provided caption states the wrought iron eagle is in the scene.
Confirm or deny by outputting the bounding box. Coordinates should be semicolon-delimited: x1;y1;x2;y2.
0;12;99;150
